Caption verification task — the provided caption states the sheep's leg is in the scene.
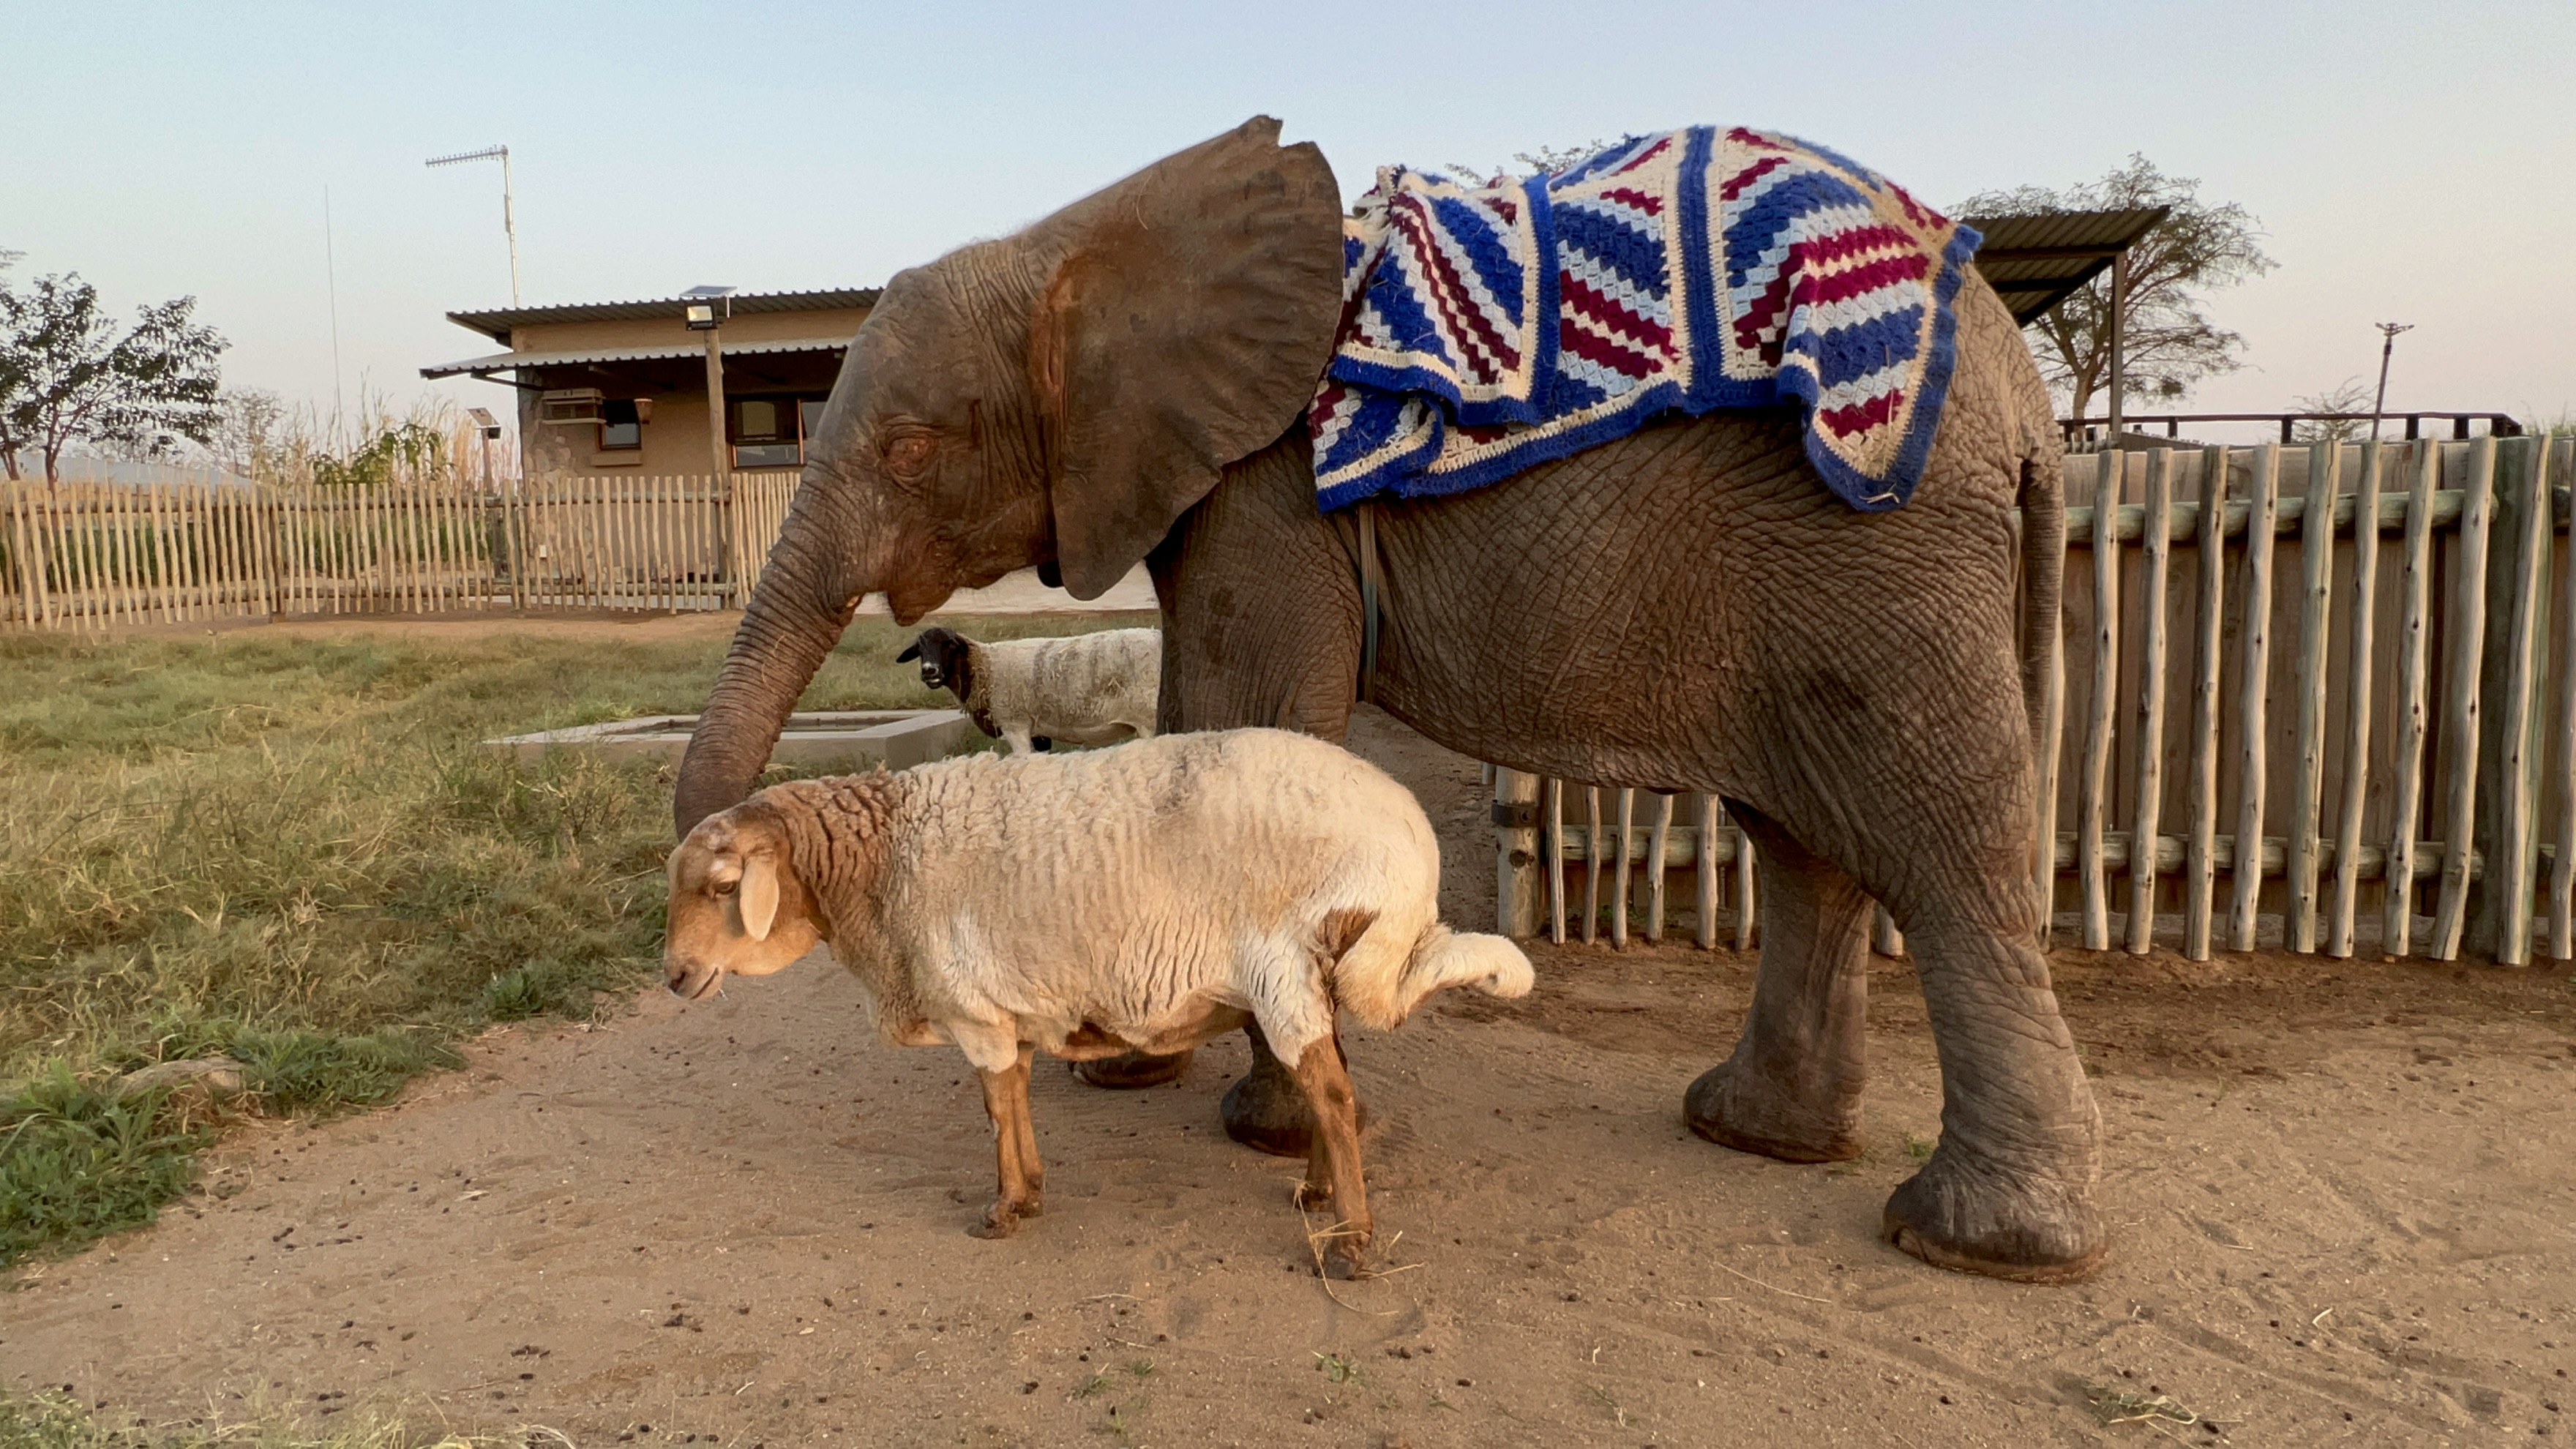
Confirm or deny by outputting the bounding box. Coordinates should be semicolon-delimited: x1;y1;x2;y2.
970;1044;1044;1238
1002;726;1036;755
1286;1030;1371;1279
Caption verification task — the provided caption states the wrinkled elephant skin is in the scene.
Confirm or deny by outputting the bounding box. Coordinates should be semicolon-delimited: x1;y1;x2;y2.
671;117;2103;1284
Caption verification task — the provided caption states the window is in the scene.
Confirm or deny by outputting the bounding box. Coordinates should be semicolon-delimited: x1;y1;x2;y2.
599;397;643;452
730;394;827;470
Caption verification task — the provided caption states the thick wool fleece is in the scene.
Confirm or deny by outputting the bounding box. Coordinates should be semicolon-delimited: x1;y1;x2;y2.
963;628;1160;751
763;729;1530;1071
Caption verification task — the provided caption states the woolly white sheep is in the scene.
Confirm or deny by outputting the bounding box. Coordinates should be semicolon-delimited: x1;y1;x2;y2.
896;626;1159;755
662;728;1532;1274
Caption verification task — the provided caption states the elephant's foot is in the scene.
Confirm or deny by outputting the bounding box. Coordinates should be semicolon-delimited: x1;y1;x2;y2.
1882;1147;2107;1284
1222;1056;1318;1157
1071;1049;1194;1090
1682;1060;1862;1164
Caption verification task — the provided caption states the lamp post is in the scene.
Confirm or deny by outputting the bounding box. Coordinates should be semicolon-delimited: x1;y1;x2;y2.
684;286;737;600
425;146;521;305
2370;322;2414;442
683;285;735;480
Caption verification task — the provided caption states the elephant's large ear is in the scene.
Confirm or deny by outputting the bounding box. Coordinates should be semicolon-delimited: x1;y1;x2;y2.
1025;116;1342;599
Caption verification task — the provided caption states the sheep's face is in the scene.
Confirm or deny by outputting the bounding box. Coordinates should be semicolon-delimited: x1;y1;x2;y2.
894;627;972;698
664;806;820;1000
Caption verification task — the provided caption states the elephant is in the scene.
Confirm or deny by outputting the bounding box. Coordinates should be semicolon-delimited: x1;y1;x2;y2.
672;117;2101;1284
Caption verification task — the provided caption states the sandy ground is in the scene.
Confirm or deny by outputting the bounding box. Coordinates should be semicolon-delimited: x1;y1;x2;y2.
9;709;2576;1447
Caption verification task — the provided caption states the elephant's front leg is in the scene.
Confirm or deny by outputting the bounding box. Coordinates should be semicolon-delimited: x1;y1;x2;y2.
1685;806;1871;1161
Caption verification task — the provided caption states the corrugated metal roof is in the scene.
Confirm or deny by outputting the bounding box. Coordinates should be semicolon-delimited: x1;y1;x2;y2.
1961;207;2171;324
420;335;853;380
445;288;882;343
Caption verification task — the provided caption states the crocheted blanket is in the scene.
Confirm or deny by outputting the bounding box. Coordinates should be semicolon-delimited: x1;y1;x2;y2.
1308;127;1981;513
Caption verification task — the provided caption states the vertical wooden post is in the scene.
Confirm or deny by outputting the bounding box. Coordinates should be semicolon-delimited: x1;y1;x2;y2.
2485;435;2551;965
2078;451;2124;950
2032;455;2073;944
7;485;38;627
2550;435;2576;959
2285;441;2341;952
1645;791;1674;943
1872;903;1905;959
1734;825;1759;951
1695;793;1720;950
2384;441;2441;957
2228;443;2281;951
145;483;173;621
1494;766;1542;940
1611;787;1636;947
2326;441;2385;956
1583;785;1603;945
1546;778;1568;945
2431;435;2497;961
2127;448;2174;954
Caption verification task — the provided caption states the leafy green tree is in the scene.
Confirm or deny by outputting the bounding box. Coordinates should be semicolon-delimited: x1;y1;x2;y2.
1959;156;2276;423
0;272;225;483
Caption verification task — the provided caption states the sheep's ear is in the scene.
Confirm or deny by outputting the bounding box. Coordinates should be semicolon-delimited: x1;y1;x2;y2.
738;853;781;942
895;640;921;663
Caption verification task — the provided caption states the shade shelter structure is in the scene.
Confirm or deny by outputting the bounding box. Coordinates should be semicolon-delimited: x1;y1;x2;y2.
1960;206;2171;440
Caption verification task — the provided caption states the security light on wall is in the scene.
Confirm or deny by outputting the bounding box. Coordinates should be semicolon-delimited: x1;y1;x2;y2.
683;285;735;331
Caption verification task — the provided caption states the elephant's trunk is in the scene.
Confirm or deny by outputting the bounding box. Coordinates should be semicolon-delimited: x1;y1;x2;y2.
673;523;865;839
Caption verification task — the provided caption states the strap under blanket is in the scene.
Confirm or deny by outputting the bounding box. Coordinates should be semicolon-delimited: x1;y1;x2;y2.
1308;127;1982;514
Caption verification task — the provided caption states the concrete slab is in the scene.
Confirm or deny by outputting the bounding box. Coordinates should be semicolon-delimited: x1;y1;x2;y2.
488;708;972;771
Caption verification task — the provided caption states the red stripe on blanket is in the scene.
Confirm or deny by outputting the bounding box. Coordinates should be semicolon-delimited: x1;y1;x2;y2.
1560;275;1673;354
1390;200;1523;378
1817;386;1904;438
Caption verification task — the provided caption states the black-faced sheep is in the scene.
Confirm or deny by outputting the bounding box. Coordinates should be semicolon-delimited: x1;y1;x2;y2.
662;728;1531;1275
896;626;1159;755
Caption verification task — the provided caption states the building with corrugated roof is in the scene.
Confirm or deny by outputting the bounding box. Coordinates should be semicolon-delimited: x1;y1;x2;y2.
422;287;877;477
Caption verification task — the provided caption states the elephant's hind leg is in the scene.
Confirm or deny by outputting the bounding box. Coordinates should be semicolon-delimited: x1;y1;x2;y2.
1685;806;1870;1162
1879;900;2108;1284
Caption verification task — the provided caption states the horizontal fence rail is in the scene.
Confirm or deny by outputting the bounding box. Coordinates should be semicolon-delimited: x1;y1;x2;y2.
0;471;801;629
1488;436;2576;969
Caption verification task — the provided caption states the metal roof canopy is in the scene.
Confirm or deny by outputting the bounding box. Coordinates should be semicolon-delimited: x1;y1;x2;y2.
420;335;852;382
443;287;883;344
1961;207;2171;326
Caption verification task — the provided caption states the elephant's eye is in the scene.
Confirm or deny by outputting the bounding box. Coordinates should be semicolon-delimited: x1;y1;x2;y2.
883;431;935;479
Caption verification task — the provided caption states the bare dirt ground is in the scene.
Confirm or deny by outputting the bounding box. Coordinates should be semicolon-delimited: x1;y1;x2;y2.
10;708;2576;1447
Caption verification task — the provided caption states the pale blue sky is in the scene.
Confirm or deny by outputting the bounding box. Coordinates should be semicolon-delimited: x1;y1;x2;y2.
8;1;2572;438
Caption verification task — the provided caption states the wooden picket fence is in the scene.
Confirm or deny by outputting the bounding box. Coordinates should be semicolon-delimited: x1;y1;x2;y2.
0;471;802;629
1491;435;2576;967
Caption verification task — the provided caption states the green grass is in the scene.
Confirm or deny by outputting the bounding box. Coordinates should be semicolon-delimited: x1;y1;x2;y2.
0;610;1147;1270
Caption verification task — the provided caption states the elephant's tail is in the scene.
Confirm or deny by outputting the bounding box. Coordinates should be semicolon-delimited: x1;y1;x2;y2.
2016;445;2065;767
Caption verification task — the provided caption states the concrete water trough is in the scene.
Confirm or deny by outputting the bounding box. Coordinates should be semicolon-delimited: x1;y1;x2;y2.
488;710;975;772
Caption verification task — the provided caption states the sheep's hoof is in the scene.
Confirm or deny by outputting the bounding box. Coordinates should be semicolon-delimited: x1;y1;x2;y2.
1072;1049;1194;1090
970;1199;1039;1239
1320;1242;1369;1281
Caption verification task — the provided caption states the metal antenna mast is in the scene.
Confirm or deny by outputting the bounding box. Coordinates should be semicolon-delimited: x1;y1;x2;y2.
425;144;520;304
2370;322;2414;441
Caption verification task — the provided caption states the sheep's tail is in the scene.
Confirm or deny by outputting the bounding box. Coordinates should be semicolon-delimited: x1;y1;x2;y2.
1333;919;1533;1031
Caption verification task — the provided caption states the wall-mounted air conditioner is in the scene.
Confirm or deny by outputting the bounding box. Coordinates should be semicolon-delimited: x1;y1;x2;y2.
538;388;605;425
